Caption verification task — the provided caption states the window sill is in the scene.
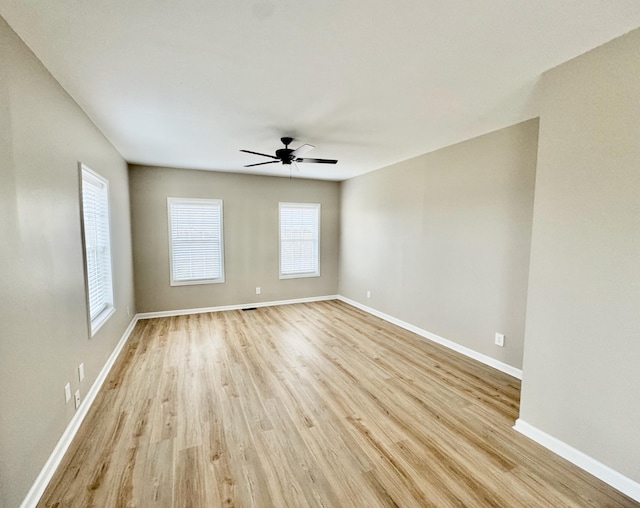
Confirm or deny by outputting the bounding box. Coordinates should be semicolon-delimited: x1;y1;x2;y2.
279;272;321;280
170;277;225;286
90;305;115;337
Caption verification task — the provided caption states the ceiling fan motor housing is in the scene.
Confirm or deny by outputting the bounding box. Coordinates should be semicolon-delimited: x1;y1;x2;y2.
275;148;295;164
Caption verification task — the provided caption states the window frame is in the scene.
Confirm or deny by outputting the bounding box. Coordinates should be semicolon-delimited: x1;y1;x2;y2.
79;163;115;337
279;202;321;280
167;197;225;286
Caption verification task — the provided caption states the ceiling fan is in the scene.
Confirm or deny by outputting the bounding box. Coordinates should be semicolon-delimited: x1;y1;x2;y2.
240;137;338;168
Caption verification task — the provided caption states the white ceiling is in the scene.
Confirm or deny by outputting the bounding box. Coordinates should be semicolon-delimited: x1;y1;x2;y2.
2;1;640;181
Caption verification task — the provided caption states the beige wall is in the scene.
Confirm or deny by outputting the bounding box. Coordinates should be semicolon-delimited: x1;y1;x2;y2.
0;18;136;507
129;165;340;313
519;28;640;481
339;119;538;370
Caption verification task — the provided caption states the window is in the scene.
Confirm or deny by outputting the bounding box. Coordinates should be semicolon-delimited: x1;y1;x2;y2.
168;197;225;286
80;164;115;335
279;202;320;279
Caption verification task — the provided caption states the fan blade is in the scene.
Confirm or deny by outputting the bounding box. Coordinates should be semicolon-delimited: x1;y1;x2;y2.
291;143;315;157
240;149;278;160
296;158;338;164
244;160;280;167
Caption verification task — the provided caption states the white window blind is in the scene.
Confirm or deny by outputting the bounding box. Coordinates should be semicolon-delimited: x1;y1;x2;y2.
81;165;114;335
279;203;320;279
168;198;225;285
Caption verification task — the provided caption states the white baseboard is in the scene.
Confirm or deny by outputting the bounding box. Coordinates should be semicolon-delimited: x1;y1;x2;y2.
337;296;523;380
513;419;640;502
20;315;140;508
136;294;339;319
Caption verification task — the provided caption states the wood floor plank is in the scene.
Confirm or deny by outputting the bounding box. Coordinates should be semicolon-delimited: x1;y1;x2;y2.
38;301;638;507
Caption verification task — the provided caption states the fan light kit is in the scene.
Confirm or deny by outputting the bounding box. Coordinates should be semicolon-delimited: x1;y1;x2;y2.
240;137;338;168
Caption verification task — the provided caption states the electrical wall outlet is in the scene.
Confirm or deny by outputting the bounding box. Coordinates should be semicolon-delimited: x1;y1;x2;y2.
74;390;81;409
64;383;71;403
366;291;371;299
495;333;505;347
78;363;85;382
256;287;261;295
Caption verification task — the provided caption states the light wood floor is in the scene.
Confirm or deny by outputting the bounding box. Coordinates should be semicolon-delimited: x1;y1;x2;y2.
40;301;637;507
